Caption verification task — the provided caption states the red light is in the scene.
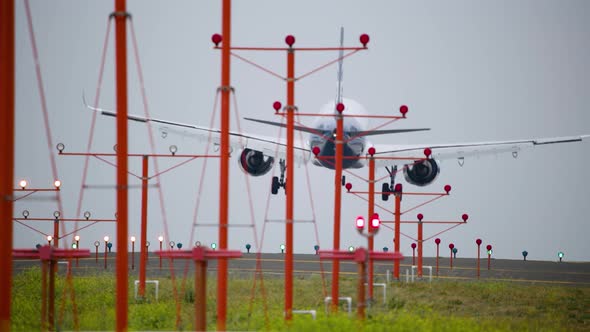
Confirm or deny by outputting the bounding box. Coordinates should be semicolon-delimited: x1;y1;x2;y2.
399;105;409;116
424;148;432;158
345;182;352;192
273;101;282;112
444;185;452;194
211;34;222;46
417;213;424;221
476;238;482;245
370;213;380;229
411;243;416;249
312;146;320;156
355;216;365;230
285;35;295;47
394;183;403;192
449;243;455;249
462;214;469;222
359;34;370;47
435;238;441;245
368;147;376;156
336;103;345;113
486;244;492;251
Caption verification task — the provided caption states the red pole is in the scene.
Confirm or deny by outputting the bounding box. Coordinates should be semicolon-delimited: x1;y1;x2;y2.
41;260;48;330
104;240;108;269
217;0;231;329
367;155;375;300
393;193;401;279
48;259;56;331
435;242;439;276
195;259;207;331
53;218;59;248
95;245;98;263
0;2;15;327
114;0;129;330
284;42;295;320
75;239;80;267
449;247;453;269
476;239;482;279
412;246;415;265
159;240;163;269
488;254;491;270
131;240;135;270
331;102;344;312
357;259;366;319
139;155;149;296
418;221;423;277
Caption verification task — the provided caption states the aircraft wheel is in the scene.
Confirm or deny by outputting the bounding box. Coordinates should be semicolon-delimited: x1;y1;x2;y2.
381;183;390;201
271;176;280;195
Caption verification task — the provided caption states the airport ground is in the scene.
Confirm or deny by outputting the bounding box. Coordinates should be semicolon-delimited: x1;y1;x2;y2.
13;252;590;286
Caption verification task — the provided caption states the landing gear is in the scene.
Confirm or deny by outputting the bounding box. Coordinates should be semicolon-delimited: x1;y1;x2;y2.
271;159;286;195
341;175;346;186
381;165;397;201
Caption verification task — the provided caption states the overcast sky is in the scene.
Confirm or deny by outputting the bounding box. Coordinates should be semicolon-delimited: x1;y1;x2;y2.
13;1;590;262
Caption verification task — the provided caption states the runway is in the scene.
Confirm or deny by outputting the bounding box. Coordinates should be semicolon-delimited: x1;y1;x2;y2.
12;252;590;286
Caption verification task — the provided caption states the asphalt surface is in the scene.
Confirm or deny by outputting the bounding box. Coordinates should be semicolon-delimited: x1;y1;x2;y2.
12;252;590;286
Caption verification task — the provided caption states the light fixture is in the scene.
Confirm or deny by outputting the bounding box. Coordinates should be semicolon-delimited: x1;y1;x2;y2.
169;145;178;155
130;236;136;242
19;180;27;189
104;236;109;242
22;210;29;219
84;211;91;220
53;180;61;189
53;211;60;218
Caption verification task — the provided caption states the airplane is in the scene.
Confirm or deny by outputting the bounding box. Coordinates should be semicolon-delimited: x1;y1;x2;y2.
85;28;589;198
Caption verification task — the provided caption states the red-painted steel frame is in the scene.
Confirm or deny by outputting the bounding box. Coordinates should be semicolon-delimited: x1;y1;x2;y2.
139;156;148;296
219;46;366;52
114;1;129;330
218;1;231;329
394;193;401;279
59;152;214;158
367;156;375;300
285;47;295;320
0;4;14;328
477;244;481;278
331;108;344;312
418;221;423;277
435;243;440;276
13;246;90;330
155;247;241;331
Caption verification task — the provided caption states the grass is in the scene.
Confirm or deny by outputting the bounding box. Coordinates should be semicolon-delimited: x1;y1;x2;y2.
10;267;590;331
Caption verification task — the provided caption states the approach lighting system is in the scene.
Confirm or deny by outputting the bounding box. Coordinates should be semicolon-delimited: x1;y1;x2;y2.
383;247;389;252
359;33;370;47
336;103;345;113
19;180;27;189
177;243;183;249
169;145;178;155
56;143;65;153
146;241;150;248
245;244;251;253
345;183;352;192
312;146;320;156
486;244;492;255
130;236;136;243
22;210;29;219
394;183;403;192
522;250;528;261
53;180;61;189
211;33;222;47
169;241;175;249
46;235;52;244
84;211;91;220
370;213;380;230
280;244;285;253
452;247;458;258
476;238;482;246
399;105;409;117
314;245;320;255
94;241;100;247
53;211;60;219
435;238;441;245
72;243;77;249
104;236;109;242
367;147;376;156
558;251;564;262
211;243;217;250
195;241;201;247
462;214;469;222
444;185;452;194
348;246;355;252
411;243;416;249
158;235;164;242
74;235;80;242
273;101;282;112
107;242;112;252
285;35;295;47
355;216;365;232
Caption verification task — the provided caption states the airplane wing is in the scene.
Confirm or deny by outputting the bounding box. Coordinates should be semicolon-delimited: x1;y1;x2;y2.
85;101;311;165
371;135;590;167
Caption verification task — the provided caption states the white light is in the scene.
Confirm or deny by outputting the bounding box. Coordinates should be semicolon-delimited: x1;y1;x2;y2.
47;235;53;242
74;235;80;241
158;236;164;242
19;180;27;189
371;217;380;229
130;236;136;242
53;180;61;189
104;236;109;242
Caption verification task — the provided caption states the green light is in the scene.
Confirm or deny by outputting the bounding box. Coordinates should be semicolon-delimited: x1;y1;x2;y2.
280;244;285;250
211;243;217;250
348;246;355;252
558;252;564;258
72;243;77;249
487;249;493;255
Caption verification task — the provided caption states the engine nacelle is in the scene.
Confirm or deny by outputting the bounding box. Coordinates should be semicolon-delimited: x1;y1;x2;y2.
238;148;274;176
403;159;440;186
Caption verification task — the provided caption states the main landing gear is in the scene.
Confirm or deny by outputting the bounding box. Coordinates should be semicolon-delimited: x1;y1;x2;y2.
271;159;286;195
381;165;397;201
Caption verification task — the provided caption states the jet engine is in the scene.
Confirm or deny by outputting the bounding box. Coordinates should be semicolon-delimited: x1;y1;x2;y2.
238;148;275;176
403;159;440;186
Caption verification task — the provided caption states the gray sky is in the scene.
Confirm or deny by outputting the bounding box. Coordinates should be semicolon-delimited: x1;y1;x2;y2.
14;1;590;261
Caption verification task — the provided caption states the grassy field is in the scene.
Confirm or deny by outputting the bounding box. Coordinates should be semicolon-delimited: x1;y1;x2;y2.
10;267;590;331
